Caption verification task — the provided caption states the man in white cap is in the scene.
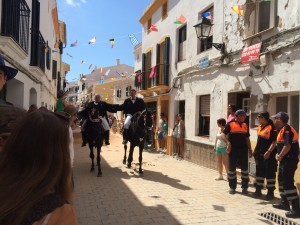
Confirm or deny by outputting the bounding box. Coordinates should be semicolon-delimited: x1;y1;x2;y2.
0;54;18;105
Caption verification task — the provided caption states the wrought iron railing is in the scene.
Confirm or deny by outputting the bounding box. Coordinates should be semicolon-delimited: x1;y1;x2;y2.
30;28;46;72
0;0;30;53
135;64;169;91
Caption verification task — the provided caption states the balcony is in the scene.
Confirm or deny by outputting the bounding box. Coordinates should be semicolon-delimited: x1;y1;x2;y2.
135;64;169;95
30;28;46;73
0;0;30;61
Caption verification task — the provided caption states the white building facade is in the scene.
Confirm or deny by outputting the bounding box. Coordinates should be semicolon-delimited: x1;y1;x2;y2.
138;0;300;169
0;0;69;110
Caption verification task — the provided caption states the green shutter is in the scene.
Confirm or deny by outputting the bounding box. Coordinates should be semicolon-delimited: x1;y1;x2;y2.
142;53;146;90
163;37;170;85
156;43;160;86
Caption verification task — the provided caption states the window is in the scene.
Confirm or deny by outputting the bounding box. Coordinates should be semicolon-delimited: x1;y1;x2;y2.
126;86;131;97
1;0;30;53
198;95;210;136
52;60;57;80
257;0;275;33
178;25;186;62
198;7;214;54
136;53;139;61
242;98;250;115
162;2;168;20
276;95;299;133
116;88;121;98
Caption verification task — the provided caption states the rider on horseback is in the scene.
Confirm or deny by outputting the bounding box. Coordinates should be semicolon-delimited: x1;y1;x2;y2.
85;94;121;145
120;89;146;145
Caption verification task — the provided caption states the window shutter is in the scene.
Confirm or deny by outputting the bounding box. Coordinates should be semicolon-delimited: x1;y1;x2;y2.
142;53;146;90
163;37;170;85
156;43;160;85
200;95;210;116
52;60;57;80
46;47;51;70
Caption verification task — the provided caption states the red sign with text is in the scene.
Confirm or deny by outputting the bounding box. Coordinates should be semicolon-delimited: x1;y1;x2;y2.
240;42;262;64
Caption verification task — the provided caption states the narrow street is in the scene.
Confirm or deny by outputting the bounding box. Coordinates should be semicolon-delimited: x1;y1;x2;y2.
73;131;300;225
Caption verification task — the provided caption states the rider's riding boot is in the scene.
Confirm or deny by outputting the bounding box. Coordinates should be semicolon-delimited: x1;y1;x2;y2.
286;199;300;218
104;130;110;145
122;129;128;145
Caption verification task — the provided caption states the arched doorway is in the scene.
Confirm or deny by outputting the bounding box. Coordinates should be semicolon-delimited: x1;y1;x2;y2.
29;88;37;107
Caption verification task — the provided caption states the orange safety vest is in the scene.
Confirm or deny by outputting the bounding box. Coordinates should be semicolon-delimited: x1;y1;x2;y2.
229;121;248;134
277;125;299;144
257;125;272;140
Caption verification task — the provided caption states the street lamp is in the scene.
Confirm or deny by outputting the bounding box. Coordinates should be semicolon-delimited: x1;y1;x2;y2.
194;17;225;54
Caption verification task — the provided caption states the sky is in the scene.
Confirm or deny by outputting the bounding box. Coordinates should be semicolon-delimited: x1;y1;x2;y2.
57;0;152;82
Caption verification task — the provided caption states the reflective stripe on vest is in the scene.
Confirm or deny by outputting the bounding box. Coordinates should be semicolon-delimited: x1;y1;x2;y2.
257;125;272;140
277;125;299;144
229;121;248;134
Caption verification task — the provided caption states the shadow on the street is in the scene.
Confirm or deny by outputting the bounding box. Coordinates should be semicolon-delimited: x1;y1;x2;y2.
74;151;183;225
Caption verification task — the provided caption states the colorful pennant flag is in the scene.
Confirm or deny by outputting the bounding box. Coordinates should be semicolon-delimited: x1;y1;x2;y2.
178;15;186;24
149;24;158;32
202;12;212;20
80;60;85;65
89;64;93;69
70;40;78;47
128;34;139;46
231;5;244;16
109;38;115;48
174;19;181;24
89;36;96;44
44;47;49;53
66;53;73;57
100;67;103;73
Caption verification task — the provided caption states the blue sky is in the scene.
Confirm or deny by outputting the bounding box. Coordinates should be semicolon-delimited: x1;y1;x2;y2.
57;0;152;82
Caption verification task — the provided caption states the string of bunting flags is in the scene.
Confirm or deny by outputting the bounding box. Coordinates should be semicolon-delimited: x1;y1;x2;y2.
62;0;271;81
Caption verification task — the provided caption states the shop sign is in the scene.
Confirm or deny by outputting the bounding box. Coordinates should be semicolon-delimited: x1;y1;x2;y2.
241;42;262;64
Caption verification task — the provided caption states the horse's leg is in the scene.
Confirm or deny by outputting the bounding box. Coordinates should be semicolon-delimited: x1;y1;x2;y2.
127;143;134;168
97;145;102;177
138;142;143;174
123;144;127;164
89;144;95;172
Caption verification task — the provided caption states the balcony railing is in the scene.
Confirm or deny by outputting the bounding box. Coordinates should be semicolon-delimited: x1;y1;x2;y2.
1;0;30;53
135;64;169;91
30;28;46;72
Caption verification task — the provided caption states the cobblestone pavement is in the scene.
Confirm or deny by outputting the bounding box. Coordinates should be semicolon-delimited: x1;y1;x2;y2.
73;131;300;225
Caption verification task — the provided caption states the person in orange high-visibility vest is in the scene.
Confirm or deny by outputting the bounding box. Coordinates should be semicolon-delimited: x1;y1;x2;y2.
252;112;277;200
272;112;300;218
221;109;252;195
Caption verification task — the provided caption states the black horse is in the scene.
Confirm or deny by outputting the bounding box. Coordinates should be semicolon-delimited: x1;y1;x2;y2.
86;108;104;177
123;110;153;174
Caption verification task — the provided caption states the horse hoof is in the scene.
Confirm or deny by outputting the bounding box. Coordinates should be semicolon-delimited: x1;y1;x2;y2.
139;170;143;174
122;160;126;165
127;163;131;168
97;172;102;177
90;167;95;172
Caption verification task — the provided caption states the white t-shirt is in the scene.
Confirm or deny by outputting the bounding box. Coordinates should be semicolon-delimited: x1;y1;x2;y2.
216;130;227;148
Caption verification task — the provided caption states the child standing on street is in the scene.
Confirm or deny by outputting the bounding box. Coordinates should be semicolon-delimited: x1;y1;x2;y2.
214;118;228;180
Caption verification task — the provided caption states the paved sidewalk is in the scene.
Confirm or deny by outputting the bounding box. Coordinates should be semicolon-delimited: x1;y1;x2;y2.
73;132;300;225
